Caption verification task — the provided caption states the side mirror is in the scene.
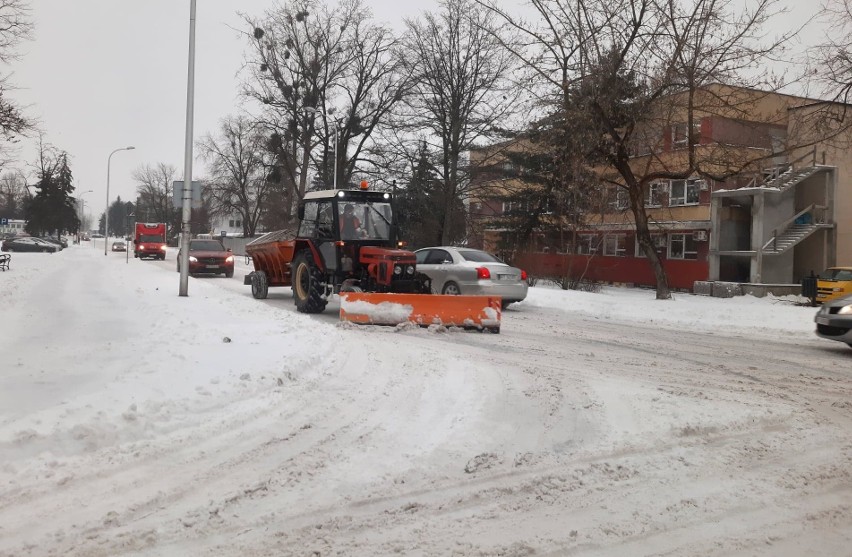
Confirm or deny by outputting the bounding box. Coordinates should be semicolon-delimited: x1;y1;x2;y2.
227;248;232;252
133;239;138;244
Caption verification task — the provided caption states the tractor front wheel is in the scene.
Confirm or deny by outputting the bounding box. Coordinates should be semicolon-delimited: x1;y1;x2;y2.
292;251;327;313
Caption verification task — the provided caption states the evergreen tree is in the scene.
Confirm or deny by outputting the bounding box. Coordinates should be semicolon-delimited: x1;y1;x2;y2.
24;150;79;237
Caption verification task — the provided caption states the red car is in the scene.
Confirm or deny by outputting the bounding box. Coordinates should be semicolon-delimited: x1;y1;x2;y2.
176;239;235;277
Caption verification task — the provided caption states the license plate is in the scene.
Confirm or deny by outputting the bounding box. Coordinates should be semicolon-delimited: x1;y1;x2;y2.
816;316;831;325
206;264;219;269
498;274;513;281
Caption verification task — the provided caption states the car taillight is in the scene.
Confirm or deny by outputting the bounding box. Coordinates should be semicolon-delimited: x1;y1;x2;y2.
476;267;491;280
521;269;528;281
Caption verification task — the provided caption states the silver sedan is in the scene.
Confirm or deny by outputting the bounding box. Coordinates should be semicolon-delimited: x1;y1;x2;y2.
414;246;528;308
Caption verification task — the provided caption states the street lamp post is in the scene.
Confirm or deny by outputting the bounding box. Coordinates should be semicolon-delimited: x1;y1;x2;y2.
105;146;135;255
77;189;93;243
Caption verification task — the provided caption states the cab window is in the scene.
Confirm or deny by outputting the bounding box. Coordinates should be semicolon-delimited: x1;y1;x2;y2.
298;202;318;237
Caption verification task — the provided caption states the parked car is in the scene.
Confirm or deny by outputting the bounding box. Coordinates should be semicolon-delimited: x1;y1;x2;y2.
111;241;127;252
1;237;59;253
414;246;528;308
37;237;66;250
176;239;234;277
815;293;852;349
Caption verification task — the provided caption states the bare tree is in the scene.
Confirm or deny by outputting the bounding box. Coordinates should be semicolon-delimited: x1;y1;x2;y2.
0;0;33;146
399;0;518;245
132;163;177;229
198;115;272;237
479;0;798;299
0;169;27;218
242;0;406;212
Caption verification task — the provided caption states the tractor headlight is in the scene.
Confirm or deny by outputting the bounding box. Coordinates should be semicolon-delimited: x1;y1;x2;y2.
406;265;415;275
393;265;402;275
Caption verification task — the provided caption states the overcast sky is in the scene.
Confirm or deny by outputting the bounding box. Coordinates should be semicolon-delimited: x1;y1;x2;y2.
8;0;437;222
7;0;823;223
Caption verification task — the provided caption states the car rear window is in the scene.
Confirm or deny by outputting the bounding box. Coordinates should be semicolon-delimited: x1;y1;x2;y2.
457;249;503;263
191;240;225;251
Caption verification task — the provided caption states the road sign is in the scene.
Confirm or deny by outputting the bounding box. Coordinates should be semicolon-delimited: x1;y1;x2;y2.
0;218;7;225
172;181;202;209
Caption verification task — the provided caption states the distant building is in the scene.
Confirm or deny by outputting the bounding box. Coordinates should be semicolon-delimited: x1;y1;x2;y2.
0;219;26;236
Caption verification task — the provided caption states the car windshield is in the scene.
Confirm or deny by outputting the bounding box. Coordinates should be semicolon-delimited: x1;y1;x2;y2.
339;201;393;241
820;268;852;281
457;249;503;263
140;234;163;243
190;240;225;251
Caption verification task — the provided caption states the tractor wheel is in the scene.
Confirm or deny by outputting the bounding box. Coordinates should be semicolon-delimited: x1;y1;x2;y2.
292;251;327;313
442;281;461;295
251;270;269;299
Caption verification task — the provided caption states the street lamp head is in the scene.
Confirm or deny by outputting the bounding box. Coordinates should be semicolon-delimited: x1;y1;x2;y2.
126;146;135;151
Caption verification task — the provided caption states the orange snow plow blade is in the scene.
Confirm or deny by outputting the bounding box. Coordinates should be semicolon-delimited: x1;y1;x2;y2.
339;293;501;333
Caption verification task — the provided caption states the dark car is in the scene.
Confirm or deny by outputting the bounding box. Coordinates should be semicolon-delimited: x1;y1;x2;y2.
37;237;66;250
1;237;59;253
176;239;234;277
815;293;852;349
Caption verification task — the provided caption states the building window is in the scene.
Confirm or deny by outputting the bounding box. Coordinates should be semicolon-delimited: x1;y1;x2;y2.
646;182;665;208
669;179;702;206
669;233;698;260
613;189;629;211
603;234;627;257
228;219;234;227
577;234;598;255
671;121;701;149
635;234;666;257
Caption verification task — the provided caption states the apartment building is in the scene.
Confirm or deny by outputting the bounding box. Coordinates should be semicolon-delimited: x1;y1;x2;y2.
469;85;850;290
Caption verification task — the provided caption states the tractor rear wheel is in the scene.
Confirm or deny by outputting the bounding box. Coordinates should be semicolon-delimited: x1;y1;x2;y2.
251;270;269;299
292;251;327;313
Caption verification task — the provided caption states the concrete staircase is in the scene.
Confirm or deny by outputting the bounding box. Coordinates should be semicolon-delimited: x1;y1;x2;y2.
762;222;829;255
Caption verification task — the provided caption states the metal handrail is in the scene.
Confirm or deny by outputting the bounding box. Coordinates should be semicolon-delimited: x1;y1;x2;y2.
746;146;818;189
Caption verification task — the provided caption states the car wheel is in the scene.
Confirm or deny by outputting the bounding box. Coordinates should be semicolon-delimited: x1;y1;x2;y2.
251;270;269;299
442;281;461;295
225;269;234;278
501;300;513;310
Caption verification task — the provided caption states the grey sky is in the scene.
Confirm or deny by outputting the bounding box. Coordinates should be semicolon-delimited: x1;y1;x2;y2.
8;0;825;223
9;0;435;221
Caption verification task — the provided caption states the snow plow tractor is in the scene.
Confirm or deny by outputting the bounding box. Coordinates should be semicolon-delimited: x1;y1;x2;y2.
243;185;501;332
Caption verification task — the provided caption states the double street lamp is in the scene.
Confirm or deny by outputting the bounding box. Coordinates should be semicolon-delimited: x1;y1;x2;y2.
304;107;338;189
104;146;135;255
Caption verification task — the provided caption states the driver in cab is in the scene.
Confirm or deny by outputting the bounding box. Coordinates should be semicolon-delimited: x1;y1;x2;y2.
340;204;364;239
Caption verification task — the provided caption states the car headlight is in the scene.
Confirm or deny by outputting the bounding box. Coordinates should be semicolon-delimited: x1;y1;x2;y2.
393;265;402;275
189;256;198;263
226;255;234;263
406;265;415;275
160;245;167;251
839;304;852;315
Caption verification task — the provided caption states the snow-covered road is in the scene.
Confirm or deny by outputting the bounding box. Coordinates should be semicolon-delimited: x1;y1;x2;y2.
1;244;850;556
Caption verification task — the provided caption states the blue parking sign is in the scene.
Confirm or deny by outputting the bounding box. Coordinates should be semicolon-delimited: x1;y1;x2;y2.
0;218;7;225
